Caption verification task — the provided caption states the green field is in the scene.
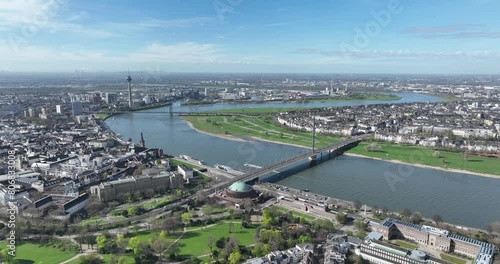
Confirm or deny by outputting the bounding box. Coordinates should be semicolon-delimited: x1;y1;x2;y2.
349;142;500;176
0;241;78;264
440;253;467;264
125;230;177;243
170;158;202;170
183;115;343;148
176;222;258;258
94;113;111;120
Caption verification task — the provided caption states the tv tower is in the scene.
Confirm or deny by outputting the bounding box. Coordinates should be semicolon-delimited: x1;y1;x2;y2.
127;70;133;108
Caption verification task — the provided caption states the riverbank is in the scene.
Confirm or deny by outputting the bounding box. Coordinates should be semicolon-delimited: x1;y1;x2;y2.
184;119;246;142
181;114;500;178
344;153;500;179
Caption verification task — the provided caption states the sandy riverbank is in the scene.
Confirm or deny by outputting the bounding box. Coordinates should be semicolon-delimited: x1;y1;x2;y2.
344;153;500;179
184;119;246;142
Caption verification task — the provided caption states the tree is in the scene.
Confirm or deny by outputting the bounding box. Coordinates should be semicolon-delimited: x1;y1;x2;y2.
96;235;107;252
410;212;423;224
336;213;348;225
181;212;192;226
487;221;500;234
354;200;362;210
134;241;158;264
109;255;126;264
128;237;140;254
0;248;14;264
211;249;220;261
228;249;242;264
151;235;170;260
432;214;443;225
402;208;412;219
102;172;109;179
208;235;216;253
354;220;367;232
222;237;240;262
298;235;311;243
115;234;127;254
262;208;277;227
77;254;103;264
228;208;234;218
433;151;441;158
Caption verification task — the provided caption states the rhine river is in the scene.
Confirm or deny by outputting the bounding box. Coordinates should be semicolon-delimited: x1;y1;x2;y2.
106;93;500;229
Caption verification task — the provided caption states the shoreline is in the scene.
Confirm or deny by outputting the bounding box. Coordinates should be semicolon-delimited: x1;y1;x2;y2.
184;119;247;142
183;118;312;149
344;153;500;179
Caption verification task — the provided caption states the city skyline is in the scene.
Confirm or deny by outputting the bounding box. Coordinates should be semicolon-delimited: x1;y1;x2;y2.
1;0;500;74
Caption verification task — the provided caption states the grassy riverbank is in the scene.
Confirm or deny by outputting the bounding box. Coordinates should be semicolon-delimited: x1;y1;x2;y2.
182;114;344;148
348;142;500;176
181;109;500;177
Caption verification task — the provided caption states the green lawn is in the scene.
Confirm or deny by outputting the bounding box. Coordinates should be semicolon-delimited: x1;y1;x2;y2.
392;240;418;250
177;222;258;258
440;253;467;264
94;113;111;120
170;158;202;170
348;142;500;176
0;241;78;264
125;230;177;243
182;115;343;148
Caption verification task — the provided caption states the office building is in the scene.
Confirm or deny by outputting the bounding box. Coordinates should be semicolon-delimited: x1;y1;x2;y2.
71;101;83;116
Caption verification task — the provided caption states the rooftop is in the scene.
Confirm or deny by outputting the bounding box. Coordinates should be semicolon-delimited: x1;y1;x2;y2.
228;181;252;192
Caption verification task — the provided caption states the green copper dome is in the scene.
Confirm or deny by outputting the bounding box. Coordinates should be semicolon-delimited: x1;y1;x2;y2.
228;181;252;192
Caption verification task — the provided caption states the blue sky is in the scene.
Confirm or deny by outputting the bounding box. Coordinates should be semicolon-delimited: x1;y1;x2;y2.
1;0;499;73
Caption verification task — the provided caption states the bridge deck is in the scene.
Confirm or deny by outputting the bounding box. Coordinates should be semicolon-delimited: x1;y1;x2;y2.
205;137;361;194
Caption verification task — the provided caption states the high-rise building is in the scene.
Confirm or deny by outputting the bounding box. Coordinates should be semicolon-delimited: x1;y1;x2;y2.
71;101;83;116
105;93;118;104
56;105;62;114
28;108;35;118
127;72;133;108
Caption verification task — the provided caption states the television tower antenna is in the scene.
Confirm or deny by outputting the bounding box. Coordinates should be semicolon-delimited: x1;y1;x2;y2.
127;69;133;108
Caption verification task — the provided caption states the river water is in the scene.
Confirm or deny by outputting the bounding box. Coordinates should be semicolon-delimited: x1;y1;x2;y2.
105;93;500;229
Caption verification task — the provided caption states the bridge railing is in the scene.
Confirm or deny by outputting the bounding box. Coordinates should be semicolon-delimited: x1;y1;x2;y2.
205;138;361;193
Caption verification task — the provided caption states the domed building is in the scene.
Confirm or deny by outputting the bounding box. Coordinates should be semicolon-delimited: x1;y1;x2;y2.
225;181;259;199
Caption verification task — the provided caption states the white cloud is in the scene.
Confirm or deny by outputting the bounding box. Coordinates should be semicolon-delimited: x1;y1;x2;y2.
0;0;65;29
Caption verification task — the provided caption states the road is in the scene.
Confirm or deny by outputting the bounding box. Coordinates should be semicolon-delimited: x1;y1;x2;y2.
175;156;245;180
